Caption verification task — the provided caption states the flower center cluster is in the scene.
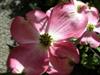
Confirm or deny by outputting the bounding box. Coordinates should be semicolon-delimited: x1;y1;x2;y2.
40;33;52;47
77;5;81;12
87;24;95;32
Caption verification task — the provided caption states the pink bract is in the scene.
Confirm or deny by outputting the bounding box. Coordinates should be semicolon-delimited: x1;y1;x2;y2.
80;7;100;48
7;1;88;75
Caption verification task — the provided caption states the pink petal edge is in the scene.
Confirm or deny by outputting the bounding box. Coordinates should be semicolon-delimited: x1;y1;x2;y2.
11;16;39;44
48;3;88;41
7;43;49;75
26;9;48;34
47;41;79;75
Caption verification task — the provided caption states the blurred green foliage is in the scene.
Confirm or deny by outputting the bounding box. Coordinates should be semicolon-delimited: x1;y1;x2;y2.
92;0;100;12
78;44;100;73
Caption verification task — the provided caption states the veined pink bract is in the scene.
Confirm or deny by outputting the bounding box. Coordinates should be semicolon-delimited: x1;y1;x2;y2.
80;7;100;48
7;1;88;75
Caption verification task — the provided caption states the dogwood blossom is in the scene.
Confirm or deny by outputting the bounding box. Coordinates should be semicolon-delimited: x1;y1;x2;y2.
80;7;100;48
7;1;88;75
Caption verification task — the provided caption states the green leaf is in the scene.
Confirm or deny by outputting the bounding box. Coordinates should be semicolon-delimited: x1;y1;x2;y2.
92;0;100;11
96;47;100;52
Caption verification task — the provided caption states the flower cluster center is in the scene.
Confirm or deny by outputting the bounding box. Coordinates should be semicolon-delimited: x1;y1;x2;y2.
40;33;52;47
77;5;81;12
87;24;95;32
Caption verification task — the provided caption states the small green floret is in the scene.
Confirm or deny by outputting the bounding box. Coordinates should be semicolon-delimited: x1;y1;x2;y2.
77;5;81;12
40;33;52;47
87;24;95;32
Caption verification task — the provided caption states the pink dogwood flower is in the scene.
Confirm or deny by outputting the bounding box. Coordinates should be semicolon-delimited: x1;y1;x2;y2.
7;1;87;75
80;7;100;48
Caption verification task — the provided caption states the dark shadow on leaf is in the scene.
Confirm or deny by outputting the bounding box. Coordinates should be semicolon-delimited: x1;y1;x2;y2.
9;0;59;18
9;0;33;18
71;64;100;75
42;72;49;75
